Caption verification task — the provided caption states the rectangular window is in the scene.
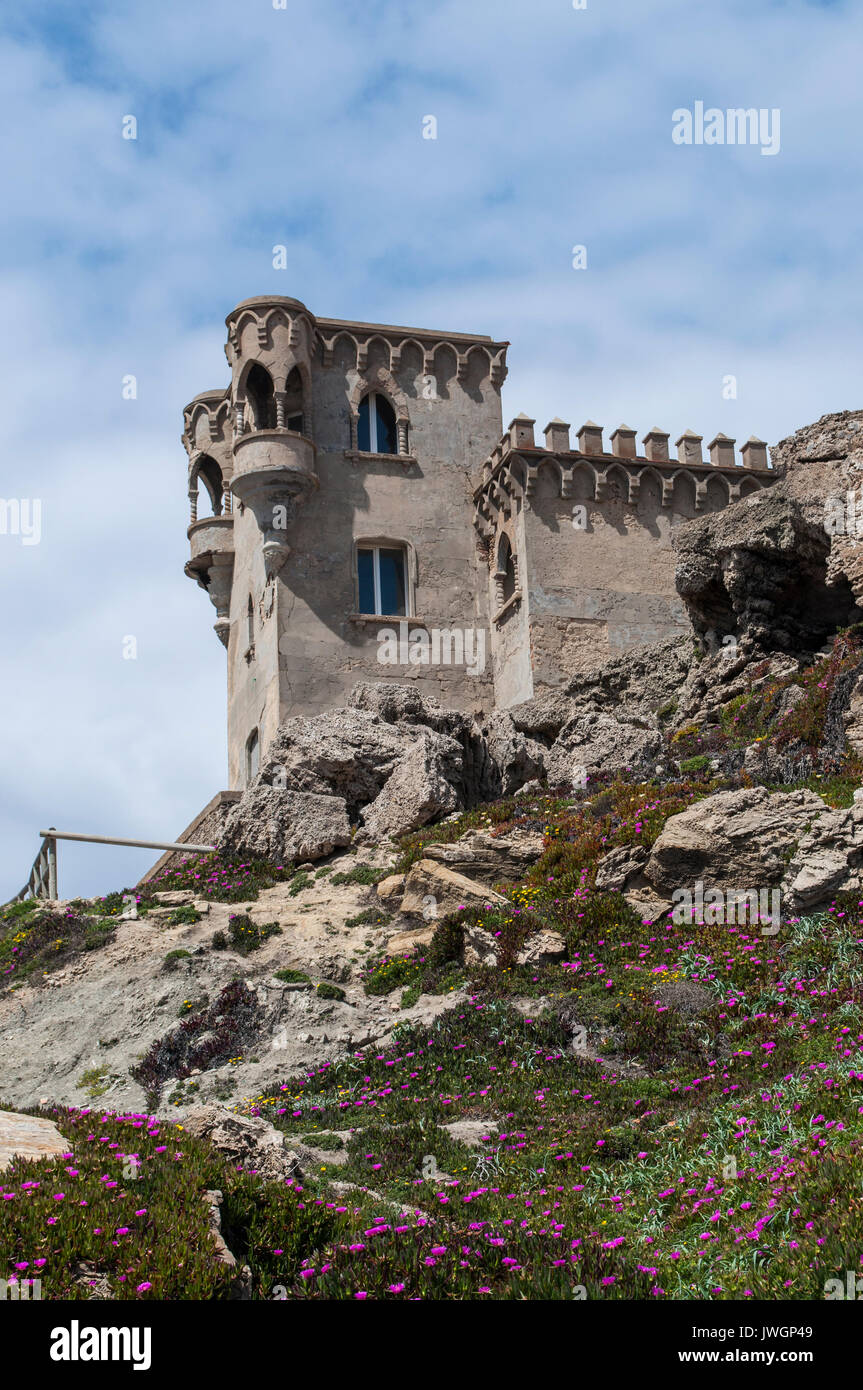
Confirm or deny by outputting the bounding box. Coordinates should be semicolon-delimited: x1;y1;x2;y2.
357;546;408;616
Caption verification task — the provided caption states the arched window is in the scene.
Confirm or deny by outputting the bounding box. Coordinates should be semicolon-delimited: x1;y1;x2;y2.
357;544;408;616
246;363;276;431
494;535;518;613
500;537;517;603
358;391;397;454
246;729;259;785
189;455;223;522
284;366;304;433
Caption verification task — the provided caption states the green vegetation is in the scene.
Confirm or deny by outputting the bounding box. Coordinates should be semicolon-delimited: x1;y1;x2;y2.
329;864;385;887
316;982;346;1002
168;905;202;925
163;949;191;971
223;914;281;956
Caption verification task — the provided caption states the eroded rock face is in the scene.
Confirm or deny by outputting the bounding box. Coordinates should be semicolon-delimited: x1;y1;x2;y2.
401;859;508;918
544;711;663;784
220;788;352;863
484;710;545;794
675;411;863;656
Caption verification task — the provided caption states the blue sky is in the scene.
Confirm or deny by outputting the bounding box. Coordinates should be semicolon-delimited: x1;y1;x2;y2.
0;0;860;899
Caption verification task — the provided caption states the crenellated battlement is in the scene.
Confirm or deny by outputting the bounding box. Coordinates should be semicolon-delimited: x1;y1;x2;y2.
473;414;774;541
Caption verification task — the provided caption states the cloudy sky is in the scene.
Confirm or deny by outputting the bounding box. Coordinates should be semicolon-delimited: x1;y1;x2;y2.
0;0;859;900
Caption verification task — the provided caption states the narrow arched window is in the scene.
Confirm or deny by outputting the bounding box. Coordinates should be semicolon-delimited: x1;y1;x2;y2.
189;455;223;522
246;363;277;431
284;366;304;433
500;537;516;603
246;729;259;785
358;392;397;454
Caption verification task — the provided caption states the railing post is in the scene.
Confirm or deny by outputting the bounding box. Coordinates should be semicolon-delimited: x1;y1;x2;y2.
46;829;57;900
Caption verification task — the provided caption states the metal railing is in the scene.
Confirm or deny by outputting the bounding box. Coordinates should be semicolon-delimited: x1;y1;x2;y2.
9;828;216;904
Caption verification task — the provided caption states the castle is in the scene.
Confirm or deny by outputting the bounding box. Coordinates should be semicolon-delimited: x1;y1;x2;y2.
182;295;775;789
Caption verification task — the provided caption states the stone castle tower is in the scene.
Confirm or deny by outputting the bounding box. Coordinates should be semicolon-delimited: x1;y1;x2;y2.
182;294;774;789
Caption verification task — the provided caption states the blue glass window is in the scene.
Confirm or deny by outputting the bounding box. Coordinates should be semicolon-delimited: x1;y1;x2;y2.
379;548;406;615
357;392;398;454
357;545;408;616
357;395;371;452
357;548;375;614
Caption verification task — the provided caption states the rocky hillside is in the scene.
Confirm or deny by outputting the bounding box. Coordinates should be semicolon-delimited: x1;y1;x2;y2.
2;409;863;1302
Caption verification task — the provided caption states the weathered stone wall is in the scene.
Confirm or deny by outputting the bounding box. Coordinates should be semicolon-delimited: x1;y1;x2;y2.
271;349;501;726
227;504;281;790
523;478;692;690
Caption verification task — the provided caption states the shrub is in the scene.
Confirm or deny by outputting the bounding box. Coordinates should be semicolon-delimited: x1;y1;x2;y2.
131;980;261;1093
363;953;423;996
168;905;201;925
0;906;116;991
274;968;311;984
163;949;191;971
345;908;391;929
679;754;712;773
317;982;346;1002
225;914;281;956
330;864;384;887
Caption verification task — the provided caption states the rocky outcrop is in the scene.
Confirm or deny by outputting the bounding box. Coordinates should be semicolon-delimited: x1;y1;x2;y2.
180;1105;303;1184
221;686;506;862
644;787;829;893
510;635;693;740
221;788;352;863
401;859;508;918
675;411;863;657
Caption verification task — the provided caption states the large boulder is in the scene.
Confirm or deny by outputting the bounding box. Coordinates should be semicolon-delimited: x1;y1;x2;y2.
644;787;830;894
781;801;863;912
544;711;663;785
180;1105;302;1184
422;828;545;886
220;788;351;863
356;729;463;842
401;859;508;918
